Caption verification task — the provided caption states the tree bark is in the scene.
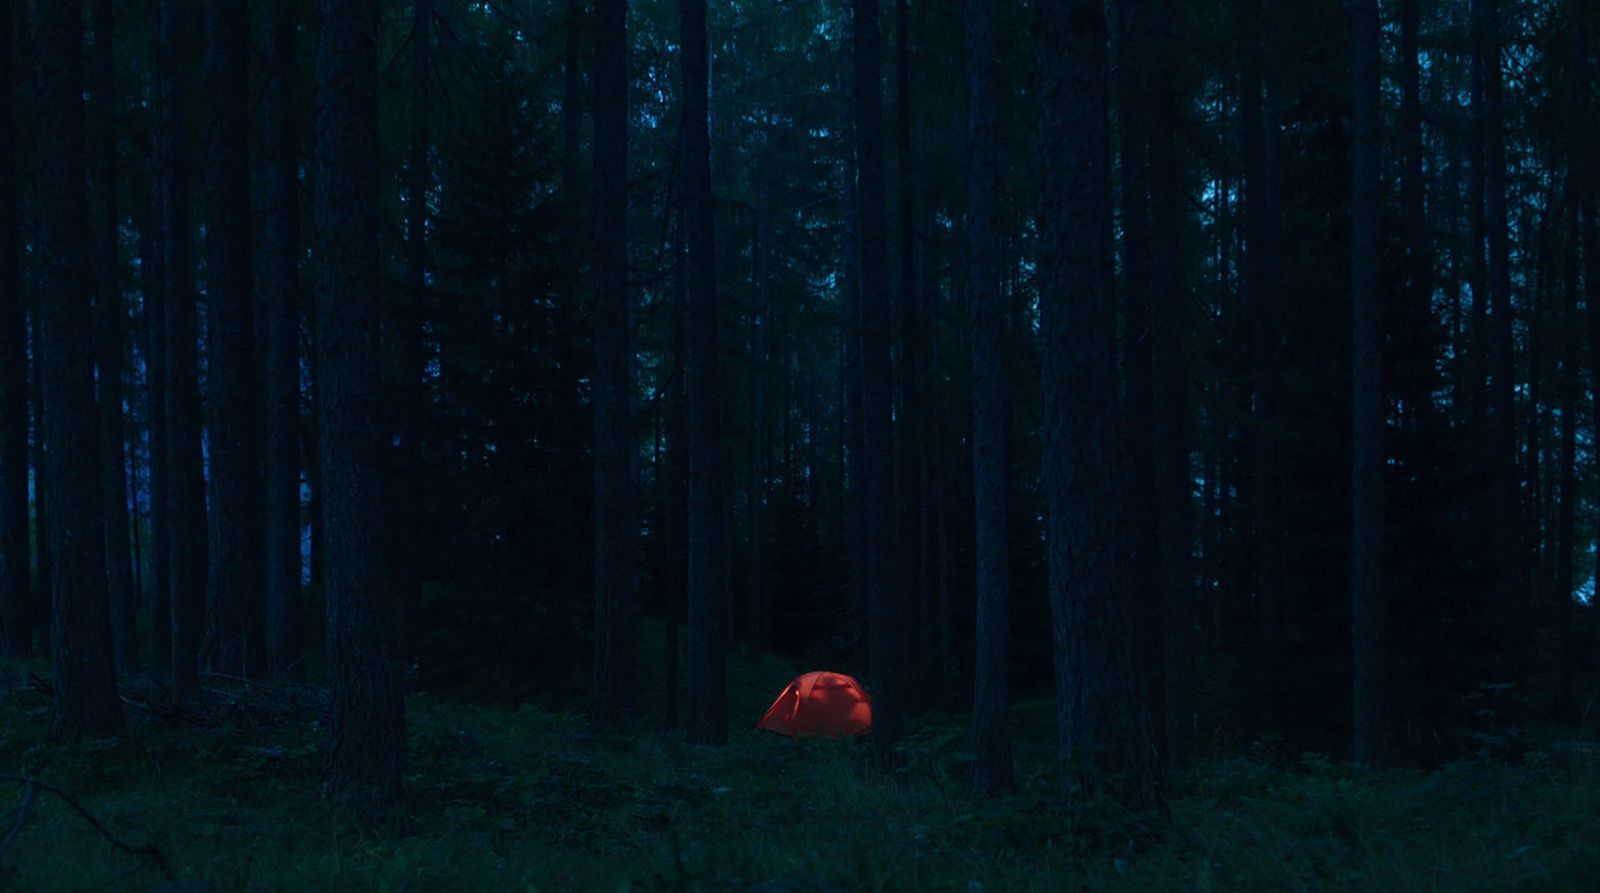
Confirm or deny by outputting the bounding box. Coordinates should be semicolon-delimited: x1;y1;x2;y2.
36;0;124;736
1348;0;1388;768
30;296;52;660
1397;0;1432;430
159;0;206;697
891;0;923;717
746;170;771;658
1556;0;1588;720
842;158;868;677
0;0;31;659
1238;0;1283;734
683;0;728;746
141;180;170;676
314;0;408;822
661;201;689;731
1148;0;1194;772
1114;0;1161;764
1036;0;1161;811
89;0;137;675
262;0;303;680
1587;190;1600;724
591;0;637;734
199;0;264;680
1475;0;1525;679
394;0;431;650
966;0;1012;796
854;0;901;769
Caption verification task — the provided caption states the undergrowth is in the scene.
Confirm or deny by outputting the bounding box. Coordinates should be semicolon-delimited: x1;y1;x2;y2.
2;652;1598;892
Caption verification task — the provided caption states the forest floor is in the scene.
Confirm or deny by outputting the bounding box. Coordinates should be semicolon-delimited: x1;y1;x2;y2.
3;646;1600;892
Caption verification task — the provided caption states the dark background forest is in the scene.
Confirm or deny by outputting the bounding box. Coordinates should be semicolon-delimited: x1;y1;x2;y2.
4;0;1600;888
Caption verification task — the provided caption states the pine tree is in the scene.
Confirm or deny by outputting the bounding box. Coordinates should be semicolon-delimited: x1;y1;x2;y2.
315;0;408;821
36;0;124;736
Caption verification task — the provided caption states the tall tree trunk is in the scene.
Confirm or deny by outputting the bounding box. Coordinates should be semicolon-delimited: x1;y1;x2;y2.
854;0;901;769
36;0;124;736
683;0;728;746
661;201;688;731
141;192;170;676
1398;0;1432;430
0;0;31;659
563;0;581;206
1115;0;1162;765
966;0;1012;797
1467;23;1490;429
1475;0;1524;679
746;171;771;658
31;300;51;660
591;0;636;734
262;0;302;680
842;158;868;676
159;0;205;697
314;0;408;822
1036;0;1161;811
395;0;431;650
891;0;923;713
90;0;136;675
1587;190;1600;725
1556;0;1588;721
1239;0;1283;734
199;0;264;680
1556;197;1579;717
1348;0;1388;767
1148;0;1194;772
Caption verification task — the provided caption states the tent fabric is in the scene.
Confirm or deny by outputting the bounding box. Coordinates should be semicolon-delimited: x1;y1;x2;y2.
756;671;872;738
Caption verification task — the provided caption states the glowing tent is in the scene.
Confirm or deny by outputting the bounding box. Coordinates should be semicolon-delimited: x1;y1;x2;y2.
756;671;873;739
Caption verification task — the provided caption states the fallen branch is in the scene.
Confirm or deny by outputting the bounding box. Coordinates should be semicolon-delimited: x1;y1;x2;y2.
0;781;36;854
0;775;176;883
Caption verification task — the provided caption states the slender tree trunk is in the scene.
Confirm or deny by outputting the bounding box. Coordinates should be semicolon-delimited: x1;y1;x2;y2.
1398;0;1432;430
563;0;581;205
1148;0;1194;772
0;0;31;659
1115;0;1162;764
1586;189;1600;726
142;177;170;677
661;202;688;730
159;0;205;697
395;0;431;650
90;0;136;675
891;0;923;713
263;0;302;681
590;0;637;734
1476;0;1525;678
1036;0;1161;811
1555;196;1579;717
199;0;264;680
855;0;901;768
1557;0;1588;720
966;0;1012;796
842;159;868;676
31;301;52;660
746;172;771;658
1467;23;1490;430
1349;0;1388;767
36;0;124;735
683;0;728;746
1239;0;1283;734
314;0;408;822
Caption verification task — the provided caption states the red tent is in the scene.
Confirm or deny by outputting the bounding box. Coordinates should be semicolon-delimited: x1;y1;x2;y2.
756;671;873;739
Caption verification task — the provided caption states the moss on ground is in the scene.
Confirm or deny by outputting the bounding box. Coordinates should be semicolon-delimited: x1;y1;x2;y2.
2;652;1598;892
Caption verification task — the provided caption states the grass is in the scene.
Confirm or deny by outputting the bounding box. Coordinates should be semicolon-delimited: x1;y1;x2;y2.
2;650;1599;892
